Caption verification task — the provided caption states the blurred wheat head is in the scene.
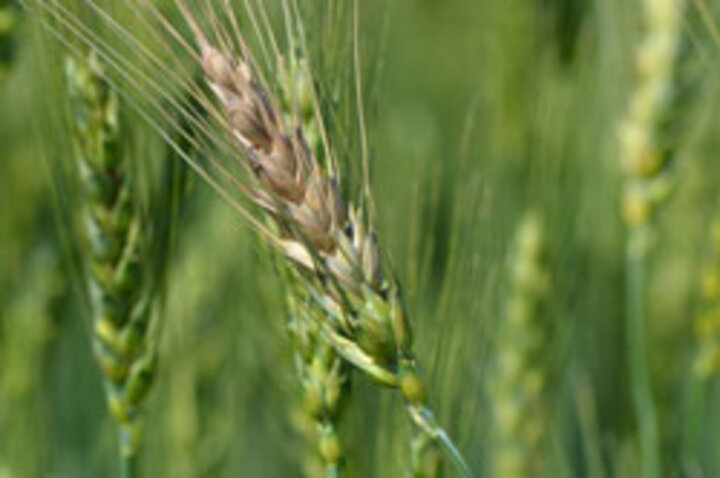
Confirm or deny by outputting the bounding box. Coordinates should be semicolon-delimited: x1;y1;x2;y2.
490;212;552;478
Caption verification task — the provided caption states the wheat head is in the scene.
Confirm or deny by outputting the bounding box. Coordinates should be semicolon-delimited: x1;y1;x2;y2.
66;52;158;476
490;212;552;478
169;2;472;475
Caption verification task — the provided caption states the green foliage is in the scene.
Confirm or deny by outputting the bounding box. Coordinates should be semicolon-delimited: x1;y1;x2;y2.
0;0;19;83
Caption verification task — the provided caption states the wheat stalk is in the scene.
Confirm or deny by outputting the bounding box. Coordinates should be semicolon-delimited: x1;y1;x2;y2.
66;52;158;478
490;212;551;478
163;3;472;475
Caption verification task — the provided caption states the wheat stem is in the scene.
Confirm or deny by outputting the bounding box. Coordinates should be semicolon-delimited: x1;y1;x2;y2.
119;425;139;478
625;233;660;478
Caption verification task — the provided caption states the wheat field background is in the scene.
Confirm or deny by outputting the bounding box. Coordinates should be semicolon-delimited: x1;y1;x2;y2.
2;0;720;477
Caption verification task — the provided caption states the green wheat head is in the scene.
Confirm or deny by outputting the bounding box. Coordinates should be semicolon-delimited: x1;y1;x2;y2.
66;52;157;467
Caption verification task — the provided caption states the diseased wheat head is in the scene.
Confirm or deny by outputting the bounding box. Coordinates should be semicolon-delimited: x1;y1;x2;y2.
171;3;471;473
278;55;349;478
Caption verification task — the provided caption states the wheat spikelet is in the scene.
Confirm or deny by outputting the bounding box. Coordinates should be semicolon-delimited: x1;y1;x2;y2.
490;212;551;478
66;52;158;477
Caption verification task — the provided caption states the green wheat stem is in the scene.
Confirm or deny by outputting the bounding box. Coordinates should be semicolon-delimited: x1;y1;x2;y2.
119;425;139;478
625;231;660;478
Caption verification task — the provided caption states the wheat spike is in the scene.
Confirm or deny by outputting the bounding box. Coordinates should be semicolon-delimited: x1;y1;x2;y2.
169;3;472;475
620;0;687;237
490;212;552;478
66;52;158;478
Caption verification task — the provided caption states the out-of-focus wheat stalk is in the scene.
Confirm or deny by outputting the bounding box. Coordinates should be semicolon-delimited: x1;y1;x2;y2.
66;53;158;478
162;202;239;477
618;0;686;476
490;212;551;478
